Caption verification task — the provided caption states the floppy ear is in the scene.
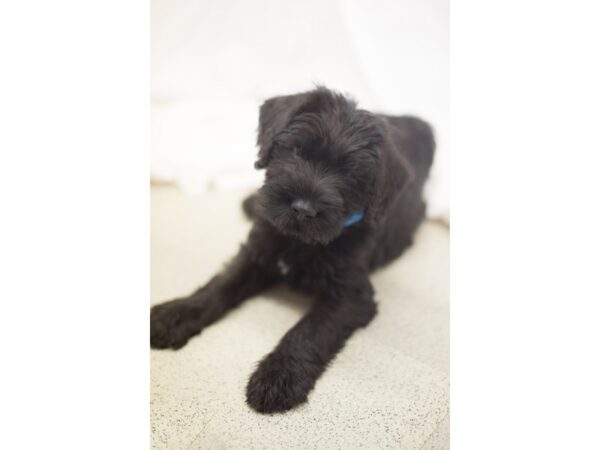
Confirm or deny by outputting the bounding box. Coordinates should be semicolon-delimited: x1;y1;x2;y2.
365;131;414;225
255;93;312;169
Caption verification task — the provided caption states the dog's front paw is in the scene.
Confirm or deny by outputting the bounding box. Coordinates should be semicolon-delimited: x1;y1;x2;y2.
246;352;315;413
150;300;201;350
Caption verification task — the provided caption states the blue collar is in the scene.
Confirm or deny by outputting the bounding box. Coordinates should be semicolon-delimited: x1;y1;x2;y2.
343;211;364;227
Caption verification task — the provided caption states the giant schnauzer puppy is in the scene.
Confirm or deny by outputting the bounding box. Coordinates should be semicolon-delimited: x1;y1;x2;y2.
150;87;435;413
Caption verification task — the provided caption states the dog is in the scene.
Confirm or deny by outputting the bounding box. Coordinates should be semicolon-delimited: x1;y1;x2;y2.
150;86;435;413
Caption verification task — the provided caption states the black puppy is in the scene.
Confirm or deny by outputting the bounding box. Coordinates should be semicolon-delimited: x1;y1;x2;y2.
151;87;435;413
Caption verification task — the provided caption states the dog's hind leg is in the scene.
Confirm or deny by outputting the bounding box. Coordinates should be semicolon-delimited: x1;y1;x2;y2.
150;227;279;350
369;194;426;271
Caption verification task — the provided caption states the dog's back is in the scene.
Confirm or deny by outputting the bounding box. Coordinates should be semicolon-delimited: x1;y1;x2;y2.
381;115;435;184
368;115;436;271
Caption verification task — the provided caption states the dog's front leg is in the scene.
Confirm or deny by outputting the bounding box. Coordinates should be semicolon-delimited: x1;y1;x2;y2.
246;273;377;413
150;228;279;350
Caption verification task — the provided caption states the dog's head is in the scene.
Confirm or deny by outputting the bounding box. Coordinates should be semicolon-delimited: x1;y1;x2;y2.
255;87;411;244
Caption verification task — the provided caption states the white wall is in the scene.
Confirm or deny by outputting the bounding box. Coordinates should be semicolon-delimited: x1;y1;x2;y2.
151;0;449;219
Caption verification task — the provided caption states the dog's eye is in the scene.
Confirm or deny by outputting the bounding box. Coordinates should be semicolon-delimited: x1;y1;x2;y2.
338;149;377;177
272;143;290;157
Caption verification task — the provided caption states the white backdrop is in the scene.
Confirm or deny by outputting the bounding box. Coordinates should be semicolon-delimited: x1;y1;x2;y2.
151;0;449;219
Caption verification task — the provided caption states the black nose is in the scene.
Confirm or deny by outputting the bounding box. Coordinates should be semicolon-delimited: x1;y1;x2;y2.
291;199;317;218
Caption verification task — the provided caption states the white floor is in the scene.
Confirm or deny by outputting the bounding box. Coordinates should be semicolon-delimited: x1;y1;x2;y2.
151;186;449;449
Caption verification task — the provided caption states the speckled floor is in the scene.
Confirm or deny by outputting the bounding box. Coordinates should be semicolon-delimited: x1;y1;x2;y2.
151;186;449;449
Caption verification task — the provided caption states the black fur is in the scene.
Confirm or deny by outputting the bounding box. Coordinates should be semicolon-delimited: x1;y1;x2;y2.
151;87;435;414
